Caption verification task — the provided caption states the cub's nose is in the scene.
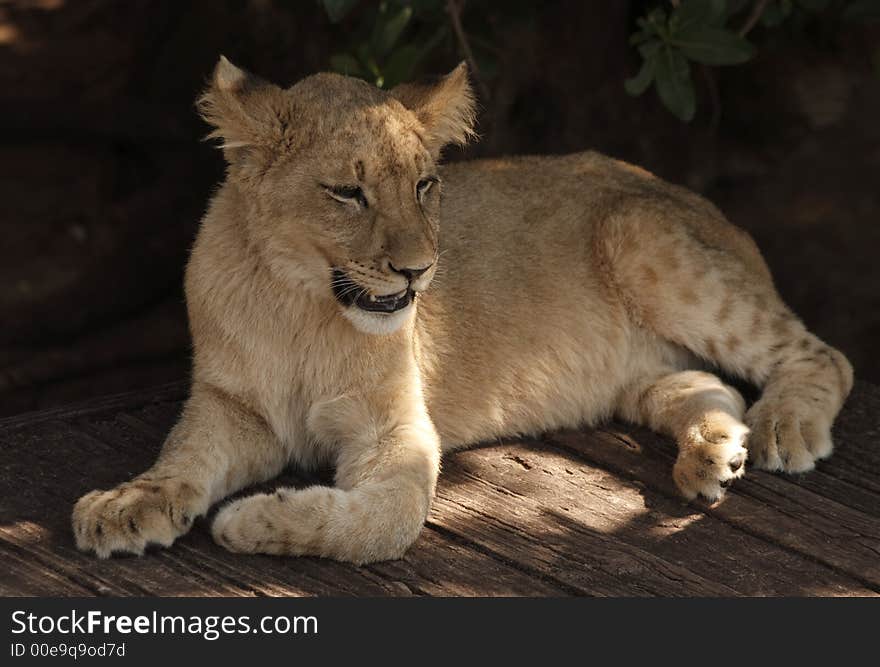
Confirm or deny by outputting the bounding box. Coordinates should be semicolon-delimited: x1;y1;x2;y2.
390;263;432;282
728;451;746;473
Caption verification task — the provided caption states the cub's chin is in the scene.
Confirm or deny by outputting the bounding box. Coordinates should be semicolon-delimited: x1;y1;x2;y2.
342;302;415;335
331;268;416;335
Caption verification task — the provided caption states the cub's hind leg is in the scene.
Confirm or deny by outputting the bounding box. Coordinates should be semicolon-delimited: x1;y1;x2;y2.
742;330;852;472
616;369;748;500
600;203;853;478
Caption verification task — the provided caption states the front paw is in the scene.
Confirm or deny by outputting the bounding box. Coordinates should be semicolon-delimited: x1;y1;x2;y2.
745;397;833;473
673;414;749;501
212;493;282;555
72;478;205;558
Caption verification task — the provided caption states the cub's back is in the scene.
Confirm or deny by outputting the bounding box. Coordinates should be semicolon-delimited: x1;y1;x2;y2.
417;152;655;446
435;150;769;305
417;151;768;447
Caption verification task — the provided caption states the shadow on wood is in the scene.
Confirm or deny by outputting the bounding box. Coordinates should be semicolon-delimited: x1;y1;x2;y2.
1;381;878;596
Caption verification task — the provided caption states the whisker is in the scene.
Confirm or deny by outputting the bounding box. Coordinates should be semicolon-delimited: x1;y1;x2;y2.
354;287;370;304
334;283;366;299
329;279;359;291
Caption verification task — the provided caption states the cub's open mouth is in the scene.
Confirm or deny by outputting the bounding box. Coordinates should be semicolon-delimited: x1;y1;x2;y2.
332;269;413;314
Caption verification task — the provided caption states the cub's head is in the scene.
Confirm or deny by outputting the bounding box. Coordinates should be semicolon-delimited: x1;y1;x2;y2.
198;56;476;335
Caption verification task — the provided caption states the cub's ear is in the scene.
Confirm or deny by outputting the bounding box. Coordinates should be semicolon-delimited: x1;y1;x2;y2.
196;55;290;163
391;62;477;157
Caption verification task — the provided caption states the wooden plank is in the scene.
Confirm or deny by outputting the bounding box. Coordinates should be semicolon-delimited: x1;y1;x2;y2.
431;470;738;597
3;406;567;596
2;381;877;597
810;382;880;496
0;541;94;596
1;420;368;596
127;398;571;596
787;470;880;518
548;426;880;592
1;426;179;595
166;532;406;598
128;404;722;596
124;399;758;596
731;471;879;540
0;520;246;597
29;421;413;596
131;386;880;595
368;527;567;596
436;444;874;596
0;381;186;432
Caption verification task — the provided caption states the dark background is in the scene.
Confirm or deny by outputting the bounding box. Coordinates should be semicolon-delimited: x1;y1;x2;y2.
1;0;878;417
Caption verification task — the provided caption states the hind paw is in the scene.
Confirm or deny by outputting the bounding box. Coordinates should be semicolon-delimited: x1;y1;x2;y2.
745;397;833;473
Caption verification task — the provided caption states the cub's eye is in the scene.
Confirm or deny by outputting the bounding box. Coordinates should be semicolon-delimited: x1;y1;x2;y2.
416;176;439;203
324;184;368;209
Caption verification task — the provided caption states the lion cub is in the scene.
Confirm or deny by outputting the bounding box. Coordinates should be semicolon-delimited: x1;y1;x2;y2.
73;57;853;563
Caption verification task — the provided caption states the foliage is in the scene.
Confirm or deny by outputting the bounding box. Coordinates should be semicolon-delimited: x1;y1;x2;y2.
319;0;534;91
320;0;880;122
626;1;754;122
321;0;450;89
629;0;880;121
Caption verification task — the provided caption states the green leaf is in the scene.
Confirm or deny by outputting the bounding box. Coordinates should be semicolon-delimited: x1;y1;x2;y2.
674;26;756;65
380;44;421;88
381;24;447;88
675;0;728;29
329;53;366;77
639;7;669;39
624;57;656;96
635;15;659;37
629;30;650;46
373;5;413;57
654;47;696;122
638;39;663;60
353;42;383;84
322;0;359;23
646;7;668;25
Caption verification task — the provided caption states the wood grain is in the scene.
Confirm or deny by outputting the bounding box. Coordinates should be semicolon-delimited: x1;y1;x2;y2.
1;381;878;597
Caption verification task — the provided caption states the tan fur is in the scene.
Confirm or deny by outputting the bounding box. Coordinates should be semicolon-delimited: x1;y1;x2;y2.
72;57;854;563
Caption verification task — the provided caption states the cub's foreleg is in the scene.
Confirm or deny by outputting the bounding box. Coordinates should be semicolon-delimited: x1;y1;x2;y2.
212;393;440;564
616;370;749;500
72;384;286;558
